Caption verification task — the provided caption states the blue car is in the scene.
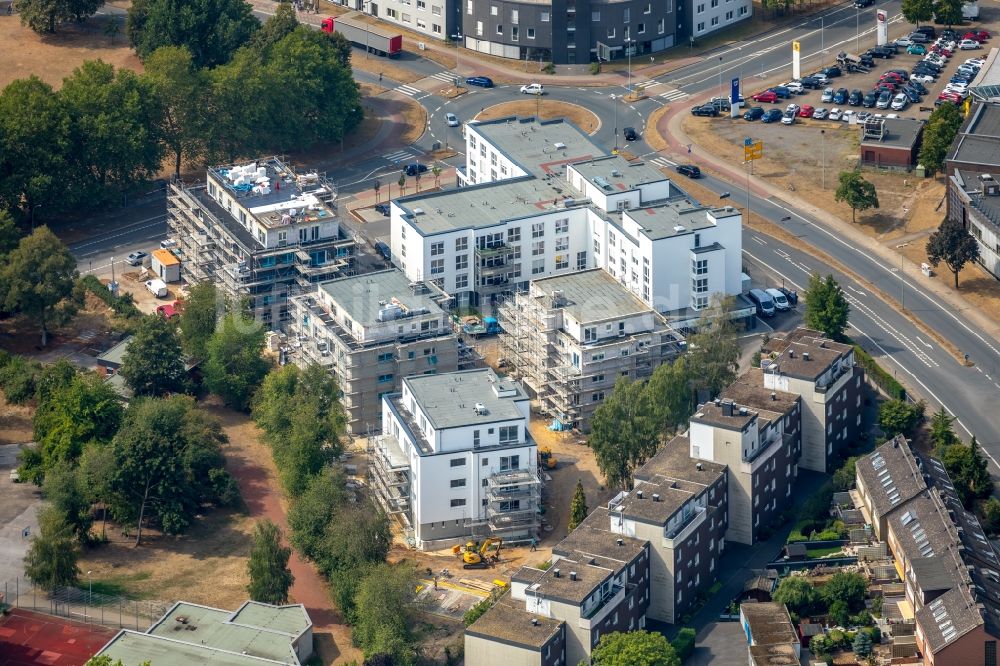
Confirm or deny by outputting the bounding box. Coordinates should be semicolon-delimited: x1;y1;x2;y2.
465;76;494;88
761;109;783;123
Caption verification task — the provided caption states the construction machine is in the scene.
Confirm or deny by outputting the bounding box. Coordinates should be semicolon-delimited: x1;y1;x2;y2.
455;537;503;569
537;447;558;470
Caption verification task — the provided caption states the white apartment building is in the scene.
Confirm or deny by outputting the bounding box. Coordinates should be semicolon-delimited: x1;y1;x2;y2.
391;117;746;321
371;369;540;548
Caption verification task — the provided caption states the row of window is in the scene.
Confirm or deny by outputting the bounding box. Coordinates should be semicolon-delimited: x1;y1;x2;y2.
694;5;747;31
385;7;443;32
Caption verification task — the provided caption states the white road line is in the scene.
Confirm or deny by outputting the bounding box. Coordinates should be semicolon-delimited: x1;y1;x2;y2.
660;89;689;102
752;236;766;245
397;84;421;96
429;72;455;83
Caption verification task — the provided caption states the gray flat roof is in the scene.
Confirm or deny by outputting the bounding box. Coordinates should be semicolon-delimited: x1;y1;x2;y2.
530;269;653;323
632;434;727;485
97;336;133;367
319;269;445;327
404;369;526;430
465;595;563;649
552;507;647;564
395;177;585;236
624;199;717;241
98;630;291;666
955;170;1000;231
570;155;669;193
470;116;603;178
949;103;1000;167
229;601;310;636
860;117;924;149
512;559;611;605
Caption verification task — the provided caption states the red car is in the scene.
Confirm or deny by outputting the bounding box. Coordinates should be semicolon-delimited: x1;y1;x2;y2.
930;46;953;57
938;91;963;102
974;30;990;41
752;90;779;103
156;301;183;318
798;104;815;118
963;32;982;43
880;73;904;83
874;82;897;92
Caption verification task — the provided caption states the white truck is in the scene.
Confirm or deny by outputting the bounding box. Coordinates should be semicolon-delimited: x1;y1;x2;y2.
963;1;979;20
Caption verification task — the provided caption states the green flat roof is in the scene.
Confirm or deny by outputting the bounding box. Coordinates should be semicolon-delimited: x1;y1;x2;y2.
100;630;297;666
230;601;310;636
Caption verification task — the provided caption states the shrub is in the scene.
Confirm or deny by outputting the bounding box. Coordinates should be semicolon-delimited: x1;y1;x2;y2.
590;62;601;75
542;63;556;74
79;275;141;319
671;627;696;661
463;596;494;626
852;343;905;400
0;355;40;404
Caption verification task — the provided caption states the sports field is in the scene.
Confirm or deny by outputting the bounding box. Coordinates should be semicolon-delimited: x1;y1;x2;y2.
0;608;116;666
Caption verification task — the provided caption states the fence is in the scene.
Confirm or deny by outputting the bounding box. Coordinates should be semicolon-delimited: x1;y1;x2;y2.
1;577;171;632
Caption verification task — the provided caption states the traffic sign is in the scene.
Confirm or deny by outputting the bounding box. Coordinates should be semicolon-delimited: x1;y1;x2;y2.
744;141;763;161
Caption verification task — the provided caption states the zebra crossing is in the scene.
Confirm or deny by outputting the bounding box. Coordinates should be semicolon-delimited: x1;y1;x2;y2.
633;80;663;91
382;148;422;164
649;156;676;169
659;88;689;102
428;71;457;84
396;84;423;97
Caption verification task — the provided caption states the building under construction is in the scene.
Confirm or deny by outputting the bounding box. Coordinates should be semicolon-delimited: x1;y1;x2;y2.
167;156;355;327
497;269;685;432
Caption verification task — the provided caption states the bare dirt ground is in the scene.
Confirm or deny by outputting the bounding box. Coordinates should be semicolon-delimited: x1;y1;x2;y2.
0;13;141;90
0;394;33;446
475;101;600;135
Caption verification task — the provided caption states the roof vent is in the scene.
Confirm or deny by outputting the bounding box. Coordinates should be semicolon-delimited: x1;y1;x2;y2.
473;402;488;415
412;207;425;215
652;493;661;502
696;462;704;471
803;352;810;361
554;142;567;150
531;618;539;626
789;349;795;358
770;392;777;401
569;571;578;581
553;568;561;578
739;407;748;416
617;538;624;546
636;490;644;499
721;401;734;417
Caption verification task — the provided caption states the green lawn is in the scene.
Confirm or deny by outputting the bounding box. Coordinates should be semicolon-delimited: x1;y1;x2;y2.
806;546;846;559
77;571;153;601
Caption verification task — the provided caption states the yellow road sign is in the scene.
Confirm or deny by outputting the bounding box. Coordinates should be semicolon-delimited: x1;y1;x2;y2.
744;141;763;161
792;40;801;52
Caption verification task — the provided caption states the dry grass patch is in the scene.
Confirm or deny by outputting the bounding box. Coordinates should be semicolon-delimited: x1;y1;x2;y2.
644;105;672;152
900;241;1000;327
436;85;468;99
352;55;423;84
475;101;600;135
400;96;428;144
0;393;33;446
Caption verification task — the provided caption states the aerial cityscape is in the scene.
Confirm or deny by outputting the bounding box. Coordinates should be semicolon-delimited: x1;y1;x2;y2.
2;0;1000;663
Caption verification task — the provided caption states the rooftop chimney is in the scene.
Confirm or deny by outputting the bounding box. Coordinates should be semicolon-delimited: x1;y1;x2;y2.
569;571;578;581
803;352;810;361
652;493;661;502
721;401;734;417
789;349;795;358
531;618;539;626
770;392;777;401
696;462;704;471
553;568;561;578
636;490;644;499
617;538;624;546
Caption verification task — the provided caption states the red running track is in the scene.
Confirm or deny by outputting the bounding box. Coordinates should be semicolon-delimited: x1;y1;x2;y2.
0;608;116;666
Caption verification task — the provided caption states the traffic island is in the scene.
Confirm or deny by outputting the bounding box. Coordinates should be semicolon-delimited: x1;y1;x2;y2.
474;100;600;135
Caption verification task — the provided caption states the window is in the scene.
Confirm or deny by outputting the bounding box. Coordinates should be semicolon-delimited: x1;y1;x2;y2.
432;4;440;14
555;237;568;251
386;7;397;17
697;21;705;31
693;258;708;275
500;455;520;471
476;20;483;35
450;458;466;467
511;25;518;40
377;352;394;363
540;10;549;21
638;22;645;33
658;18;665;33
606;26;615;38
532;241;545;256
402;12;411;22
490;4;497;13
532;259;545;274
416;0;424;7
473;430;480;447
499;425;518;443
592;374;605;383
644;2;651;12
467;0;472;13
450;478;467;488
527;27;535;38
555;256;568;269
532;222;544;238
378;373;394;383
555;218;568;234
692;278;708;293
496;24;503;35
450;499;467;507
577;251;587;269
430;259;444;275
591;10;600;21
455;274;468;289
507;227;521;243
725;10;733;19
430;241;444;256
456;254;468;270
694;296;708;309
739;4;748;14
592;392;605;402
585;327;597;342
697;3;704;11
711;16;719;25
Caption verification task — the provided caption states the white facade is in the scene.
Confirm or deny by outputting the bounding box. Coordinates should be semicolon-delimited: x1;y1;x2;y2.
691;0;752;38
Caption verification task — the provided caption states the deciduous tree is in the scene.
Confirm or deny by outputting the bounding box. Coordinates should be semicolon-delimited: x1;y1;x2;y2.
589;376;658;489
918;103;963;175
933;0;963;25
351;563;418;666
822;571;868;612
686;298;740;400
203;309;269;410
247;519;294;605
120;314;187;397
773;576;822;616
803;273;850;341
877;399;925;437
23;506;80;590
835;170;879;224
177;282;218;361
126;0;259;68
942;436;991;508
0;209;21;260
1;227;79;346
568;480;588;531
901;0;934;24
143;46;210;179
591;630;681;666
247;1;298;52
78;443;116;540
645;356;695;437
43;460;93;542
926;218;980;289
287;466;349;560
17;0;104;33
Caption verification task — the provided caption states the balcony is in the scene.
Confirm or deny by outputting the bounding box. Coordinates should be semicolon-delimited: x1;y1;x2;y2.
663;505;706;549
579;584;625;629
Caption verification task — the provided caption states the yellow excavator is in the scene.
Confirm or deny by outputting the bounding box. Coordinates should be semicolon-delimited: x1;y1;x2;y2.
455;537;503;569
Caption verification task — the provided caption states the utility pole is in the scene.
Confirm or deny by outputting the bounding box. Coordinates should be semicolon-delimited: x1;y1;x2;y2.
821;129;827;189
627;38;633;96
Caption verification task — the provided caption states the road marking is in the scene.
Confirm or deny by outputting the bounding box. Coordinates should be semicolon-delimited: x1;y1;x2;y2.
428;72;455;83
649;156;677;169
634;80;664;90
916;336;932;349
397;84;421;97
382;149;421;163
752;236;766;245
659;88;689;102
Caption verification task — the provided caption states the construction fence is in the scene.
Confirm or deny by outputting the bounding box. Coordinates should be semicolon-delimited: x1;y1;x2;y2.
1;576;171;632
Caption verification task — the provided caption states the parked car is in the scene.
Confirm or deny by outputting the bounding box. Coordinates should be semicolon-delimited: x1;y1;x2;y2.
821;66;842;78
833;87;849;104
374;203;390;216
465;76;494;88
862;92;877;107
744;106;765;120
786;103;801;115
972;30;990;41
748;289;776;317
876;91;892;108
891;93;908;110
403;163;428;176
910;72;935;84
691;104;719;117
771;86;792;98
959;39;981;50
908;44;927;55
623;126;639;141
895;36;914;47
812;107;829;119
446;112;459;127
828;107;843;120
856;111;872;122
841;109;856;123
848;89;863;105
675;164;702;178
821;87;835;102
761;109;784;123
965;58;987;67
914;25;936;38
776;286;799;306
962;31;984;42
753;90;779;103
901;87;921;103
156;302;180;318
908;80;929;94
710;96;733;111
374;241;391;261
766;288;792;311
812;72;830;85
126;251;148;266
870;46;894;58
781;110;796;125
799;104;815;117
520;83;544;94
854;0;873;7
785;80;804;94
145;279;168;298
945;82;969;95
800;76;822;89
908;32;930;43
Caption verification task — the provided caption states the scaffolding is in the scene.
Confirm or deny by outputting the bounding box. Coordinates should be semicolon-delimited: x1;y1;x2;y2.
368;434;412;527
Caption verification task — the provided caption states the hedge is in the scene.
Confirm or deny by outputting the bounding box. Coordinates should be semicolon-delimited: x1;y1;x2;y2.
672;627;696;662
851;342;905;401
80;275;141;319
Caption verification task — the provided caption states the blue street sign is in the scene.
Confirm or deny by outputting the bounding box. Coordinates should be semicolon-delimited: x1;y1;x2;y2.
731;77;741;104
744;137;753;147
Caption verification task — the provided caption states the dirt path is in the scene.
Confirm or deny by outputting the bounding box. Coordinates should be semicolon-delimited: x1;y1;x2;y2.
204;401;362;665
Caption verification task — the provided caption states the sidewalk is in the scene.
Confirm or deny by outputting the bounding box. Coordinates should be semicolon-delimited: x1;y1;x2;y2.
653;90;1000;356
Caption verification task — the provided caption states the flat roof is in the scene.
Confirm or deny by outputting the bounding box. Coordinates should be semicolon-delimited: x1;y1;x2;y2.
971;49;1000;101
624;199;717;241
152;249;180;266
465;595;563;649
749;643;799;665
741;602;798;646
552;507;647;565
721;369;800;414
954;170;1000;232
762;327;852;381
860;117;924;149
98;630;292;666
229;601;310;636
690;400;756;431
319;269;445;327
469;116;603;178
513;559;611;605
570;155;668;193
632;434;727;485
147;603;298;663
395;176;585;236
404;369;526;430
530;269;655;323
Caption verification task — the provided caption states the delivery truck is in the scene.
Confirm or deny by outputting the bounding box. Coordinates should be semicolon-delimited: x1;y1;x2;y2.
321;15;403;58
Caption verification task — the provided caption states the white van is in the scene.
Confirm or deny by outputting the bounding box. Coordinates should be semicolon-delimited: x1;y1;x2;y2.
765;288;791;311
748;288;776;317
145;279;168;298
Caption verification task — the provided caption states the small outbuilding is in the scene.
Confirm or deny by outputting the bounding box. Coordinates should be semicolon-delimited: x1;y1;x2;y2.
151;249;181;283
860;117;925;169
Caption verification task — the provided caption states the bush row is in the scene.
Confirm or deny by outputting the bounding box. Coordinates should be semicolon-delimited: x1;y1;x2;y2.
852;343;906;401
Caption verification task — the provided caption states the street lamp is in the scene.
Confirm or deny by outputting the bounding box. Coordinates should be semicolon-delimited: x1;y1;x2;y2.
88;571;92;605
821;17;825;66
611;94;619;152
626;38;633;96
856;6;861;53
820;129;827;189
718;56;724;97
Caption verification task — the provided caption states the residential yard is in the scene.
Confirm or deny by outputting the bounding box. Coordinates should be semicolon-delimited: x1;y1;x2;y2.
475;101;600;135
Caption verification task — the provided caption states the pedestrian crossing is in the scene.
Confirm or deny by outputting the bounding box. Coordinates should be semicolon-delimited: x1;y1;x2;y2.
396;84;422;97
659;88;690;102
633;80;663;91
383;148;421;163
428;71;457;84
649;156;676;169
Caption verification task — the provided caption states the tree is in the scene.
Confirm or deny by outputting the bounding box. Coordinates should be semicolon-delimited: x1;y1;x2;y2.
78;443;116;540
853;629;874;657
828;599;850;626
247;519;294;605
822;571;868;612
0;77;72;218
287;466;349;560
589;376;658;489
773;576;821;616
203;309;269;410
351;563;418;666
109;396;235;544
901;0;934;24
980;497;1000;533
832;457;858;491
1;227;79;346
930;406;958;450
143;46;210;178
43;460;93;542
17;0;104;33
60;60;164;199
591;630;680;666
810;634;832;658
177;282;218;360
803;273;850;341
126;0;260;68
247;1;297;52
645;356;695;437
918;103;962;176
926;218;980;289
23;506;80;590
877;400;925;437
943;437;992;508
568;480;588;531
933;0;963;25
834;170;879;224
686;297;740;400
0;209;21;261
120;315;187;397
